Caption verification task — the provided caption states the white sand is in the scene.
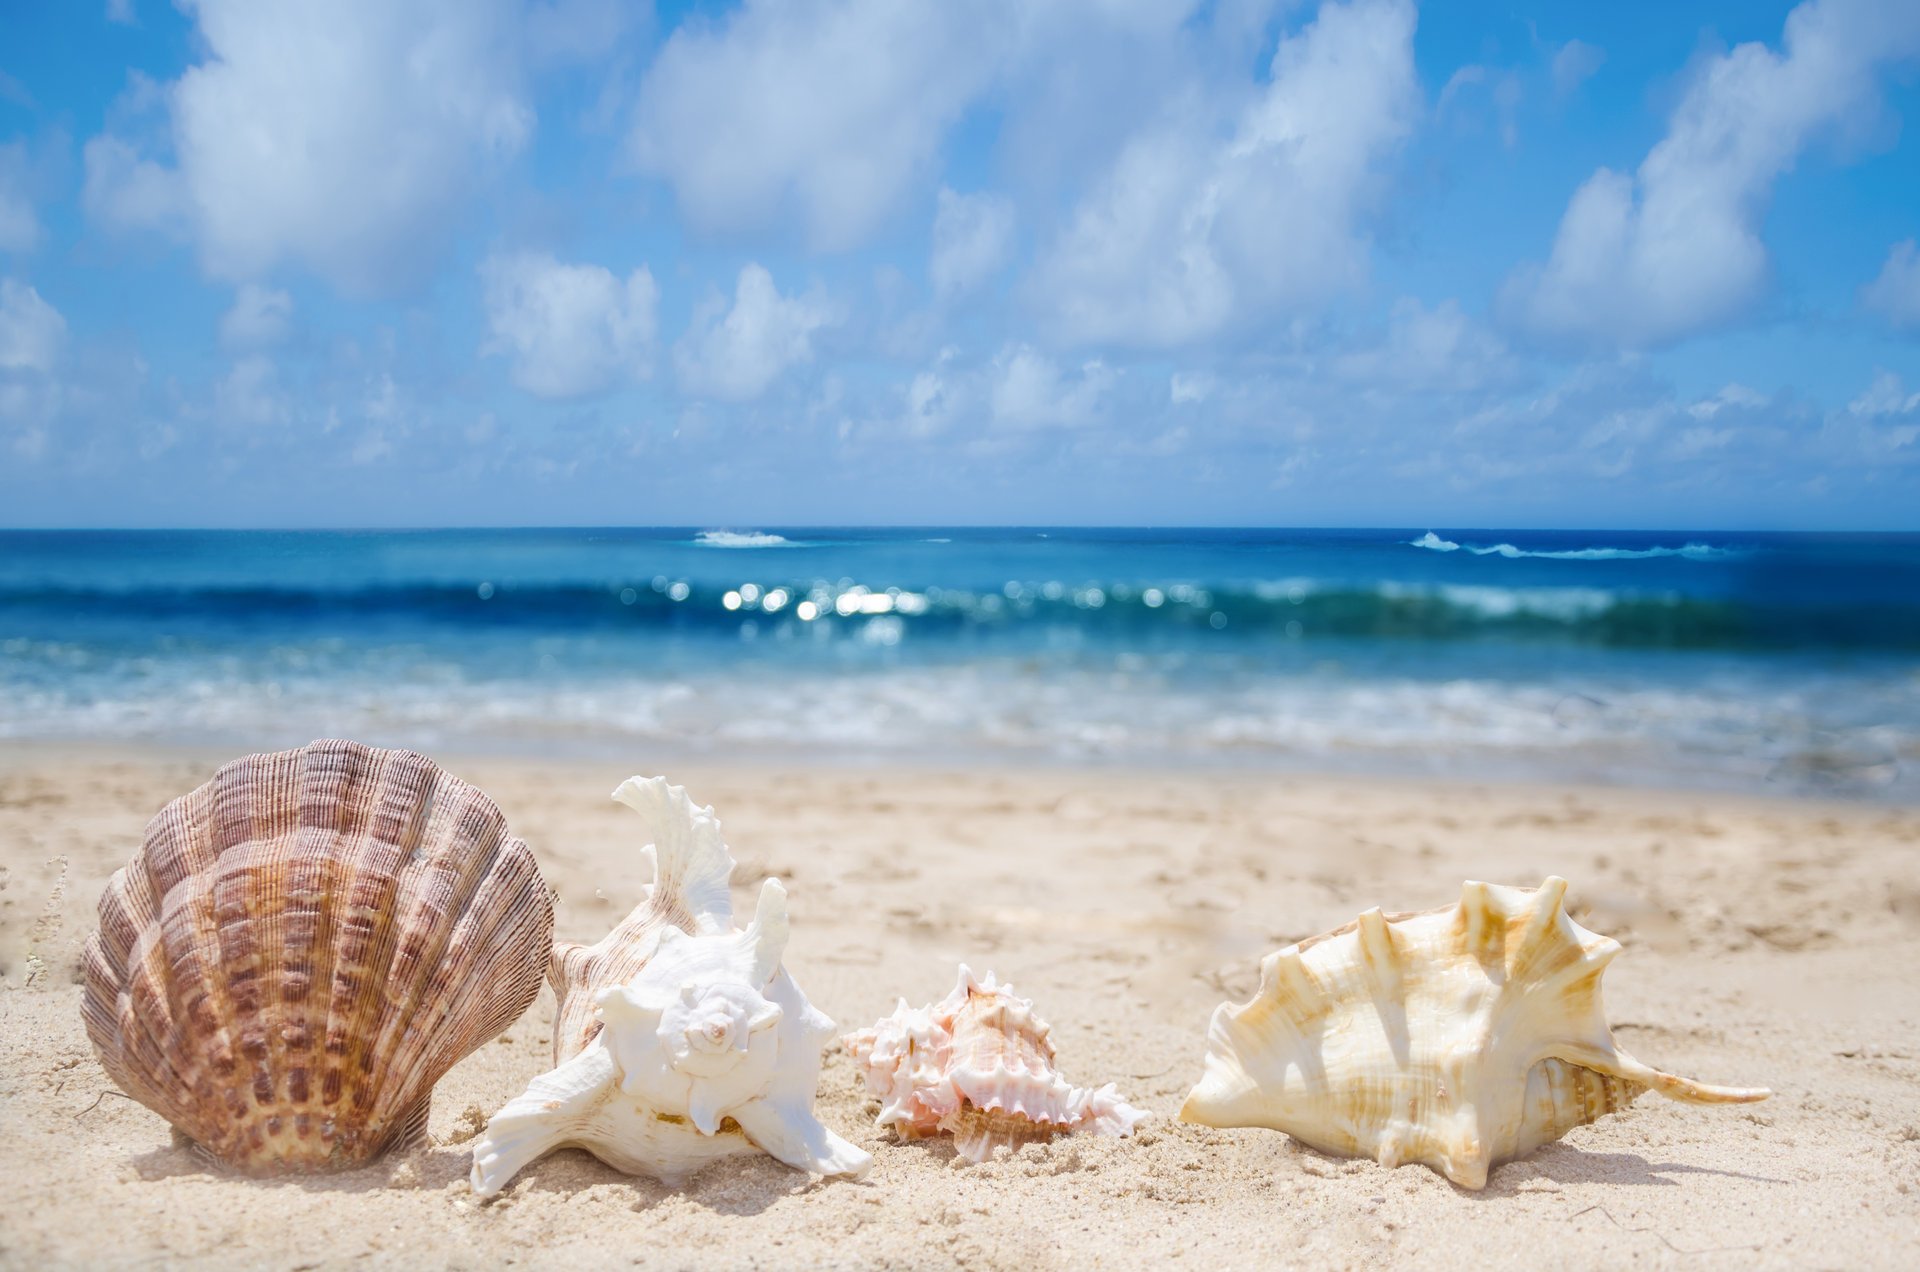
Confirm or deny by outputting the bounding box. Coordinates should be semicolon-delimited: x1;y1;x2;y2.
3;744;1918;1269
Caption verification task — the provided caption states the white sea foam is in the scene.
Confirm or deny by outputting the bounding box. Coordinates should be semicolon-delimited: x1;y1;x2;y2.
1409;532;1736;561
694;530;793;548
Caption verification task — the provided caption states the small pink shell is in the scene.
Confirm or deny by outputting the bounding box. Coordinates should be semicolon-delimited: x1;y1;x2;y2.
843;966;1145;1161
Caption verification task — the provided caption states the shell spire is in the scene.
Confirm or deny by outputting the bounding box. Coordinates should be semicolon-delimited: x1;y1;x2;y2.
1181;876;1769;1189
843;965;1146;1162
470;780;869;1196
80;740;554;1174
548;777;739;1064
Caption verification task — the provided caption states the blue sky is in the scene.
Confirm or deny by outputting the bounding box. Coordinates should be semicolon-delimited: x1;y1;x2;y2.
2;0;1918;529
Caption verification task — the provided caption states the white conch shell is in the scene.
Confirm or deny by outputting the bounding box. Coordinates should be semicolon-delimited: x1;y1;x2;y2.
1180;876;1771;1189
844;966;1145;1162
469;778;870;1195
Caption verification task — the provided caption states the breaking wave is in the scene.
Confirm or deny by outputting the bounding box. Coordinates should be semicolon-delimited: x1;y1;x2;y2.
694;530;793;548
1409;531;1738;561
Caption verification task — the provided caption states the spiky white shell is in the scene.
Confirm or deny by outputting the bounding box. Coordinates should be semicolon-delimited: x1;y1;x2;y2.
469;778;869;1195
1180;876;1770;1189
843;966;1145;1162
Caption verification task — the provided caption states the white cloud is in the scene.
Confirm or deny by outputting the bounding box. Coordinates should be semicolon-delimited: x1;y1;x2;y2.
82;133;187;236
1862;239;1920;330
1170;371;1213;405
1849;370;1920;419
1843;370;1920;453
84;0;533;293
1335;298;1516;393
989;344;1115;429
930;188;1016;299
480;250;659;398
106;0;138;24
1687;383;1770;419
1505;0;1920;348
0;279;65;372
675;264;834;402
1550;39;1604;97
1034;0;1419;347
631;1;1002;251
215;354;289;427
219;284;293;349
0;142;40;252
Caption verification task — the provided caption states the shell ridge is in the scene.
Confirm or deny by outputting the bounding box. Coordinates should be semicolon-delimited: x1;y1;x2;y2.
611;777;736;934
316;745;413;1147
157;786;254;1150
361;779;516;1125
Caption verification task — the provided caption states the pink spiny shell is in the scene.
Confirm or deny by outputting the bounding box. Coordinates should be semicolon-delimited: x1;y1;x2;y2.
843;966;1145;1162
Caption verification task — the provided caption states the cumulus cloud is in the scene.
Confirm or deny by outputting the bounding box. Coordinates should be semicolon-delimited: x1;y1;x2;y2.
1034;0;1419;347
0;278;65;372
930;188;1016;299
83;0;533;293
1550;39;1605;97
480;250;659;398
219;284;293;349
674;264;834;402
1862;240;1920;331
1335;298;1517;393
631;0;1002;251
990;344;1115;429
215;354;290;427
1504;0;1920;348
1849;370;1920;419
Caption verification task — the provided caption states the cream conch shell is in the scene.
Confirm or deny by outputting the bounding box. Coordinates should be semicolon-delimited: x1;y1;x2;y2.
469;778;870;1195
843;966;1145;1162
81;740;554;1174
1180;877;1770;1189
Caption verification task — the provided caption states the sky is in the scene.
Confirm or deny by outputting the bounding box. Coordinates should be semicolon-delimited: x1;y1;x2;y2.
2;0;1919;530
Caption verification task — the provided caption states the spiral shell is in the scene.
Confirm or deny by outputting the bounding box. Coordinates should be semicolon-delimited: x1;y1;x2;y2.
1180;877;1770;1189
80;740;554;1174
844;966;1146;1162
469;778;870;1195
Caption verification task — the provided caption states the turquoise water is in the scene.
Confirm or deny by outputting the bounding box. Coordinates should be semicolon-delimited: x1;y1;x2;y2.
2;527;1917;797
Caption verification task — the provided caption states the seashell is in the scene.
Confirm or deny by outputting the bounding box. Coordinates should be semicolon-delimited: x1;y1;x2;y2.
80;740;554;1174
1179;876;1771;1189
469;778;870;1195
843;965;1146;1162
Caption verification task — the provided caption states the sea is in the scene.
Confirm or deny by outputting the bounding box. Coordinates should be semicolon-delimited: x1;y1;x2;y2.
2;527;1917;799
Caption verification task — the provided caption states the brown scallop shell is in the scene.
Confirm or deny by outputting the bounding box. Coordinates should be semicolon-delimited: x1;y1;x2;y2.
80;739;554;1174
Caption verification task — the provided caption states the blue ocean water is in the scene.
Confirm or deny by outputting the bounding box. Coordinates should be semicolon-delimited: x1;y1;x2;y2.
2;527;1918;798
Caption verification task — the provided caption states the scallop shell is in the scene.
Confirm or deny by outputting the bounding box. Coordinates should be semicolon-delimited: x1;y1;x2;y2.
1179;876;1770;1189
843;966;1146;1162
469;778;870;1195
80;740;554;1174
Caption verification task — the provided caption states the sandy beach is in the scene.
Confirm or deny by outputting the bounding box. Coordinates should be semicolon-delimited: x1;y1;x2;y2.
3;742;1917;1270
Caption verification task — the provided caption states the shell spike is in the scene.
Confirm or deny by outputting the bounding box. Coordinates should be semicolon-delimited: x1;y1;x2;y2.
1515;875;1571;956
611;776;736;933
1554;1041;1773;1105
743;879;790;988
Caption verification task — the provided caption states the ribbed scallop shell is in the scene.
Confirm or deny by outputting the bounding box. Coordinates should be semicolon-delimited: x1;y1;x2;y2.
1180;876;1770;1189
843;966;1146;1162
80;740;554;1174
